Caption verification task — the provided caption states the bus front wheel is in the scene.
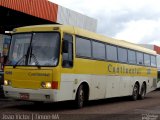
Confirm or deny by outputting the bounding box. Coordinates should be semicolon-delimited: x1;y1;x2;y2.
75;85;85;108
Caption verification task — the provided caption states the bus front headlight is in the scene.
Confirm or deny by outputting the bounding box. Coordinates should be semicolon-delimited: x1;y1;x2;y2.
4;80;8;86
46;82;52;88
4;80;11;86
41;82;52;89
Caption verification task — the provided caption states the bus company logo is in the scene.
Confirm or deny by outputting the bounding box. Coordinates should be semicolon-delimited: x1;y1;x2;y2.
5;71;12;75
107;64;141;75
28;72;50;77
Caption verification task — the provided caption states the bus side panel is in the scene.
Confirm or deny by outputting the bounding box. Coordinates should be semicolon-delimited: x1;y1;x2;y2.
47;68;157;102
56;58;157;101
105;76;120;98
57;74;107;101
57;74;134;101
57;74;74;101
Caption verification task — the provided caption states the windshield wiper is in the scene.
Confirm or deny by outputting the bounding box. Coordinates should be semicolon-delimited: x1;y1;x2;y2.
30;45;41;68
13;44;31;68
13;54;27;68
31;53;41;69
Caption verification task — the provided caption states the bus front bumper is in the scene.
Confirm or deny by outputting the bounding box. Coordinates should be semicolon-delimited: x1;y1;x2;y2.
3;86;58;102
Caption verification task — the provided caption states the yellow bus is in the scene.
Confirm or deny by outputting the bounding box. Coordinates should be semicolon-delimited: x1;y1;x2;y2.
3;25;157;108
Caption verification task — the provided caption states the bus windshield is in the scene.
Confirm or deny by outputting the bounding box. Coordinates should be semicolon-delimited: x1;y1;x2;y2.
7;32;60;67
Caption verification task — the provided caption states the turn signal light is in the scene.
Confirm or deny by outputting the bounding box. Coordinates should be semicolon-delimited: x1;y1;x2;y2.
51;81;58;89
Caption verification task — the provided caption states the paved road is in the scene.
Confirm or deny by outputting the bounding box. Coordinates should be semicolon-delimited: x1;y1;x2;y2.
0;90;160;120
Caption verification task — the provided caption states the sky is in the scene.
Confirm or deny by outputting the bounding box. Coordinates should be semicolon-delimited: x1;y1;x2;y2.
49;0;160;45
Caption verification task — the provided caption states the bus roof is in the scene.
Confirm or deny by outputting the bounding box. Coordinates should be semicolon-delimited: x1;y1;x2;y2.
14;24;156;55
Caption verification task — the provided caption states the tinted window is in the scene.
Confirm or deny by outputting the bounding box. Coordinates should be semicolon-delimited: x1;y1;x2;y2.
137;52;144;65
128;50;136;64
62;33;73;68
92;41;105;59
76;37;91;58
118;47;127;63
151;55;156;67
144;54;150;66
106;45;117;61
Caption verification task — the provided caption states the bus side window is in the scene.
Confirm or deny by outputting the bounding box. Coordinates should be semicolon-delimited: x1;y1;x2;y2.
62;33;73;68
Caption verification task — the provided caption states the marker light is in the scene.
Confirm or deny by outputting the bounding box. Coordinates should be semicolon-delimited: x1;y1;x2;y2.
53;27;59;30
5;31;13;34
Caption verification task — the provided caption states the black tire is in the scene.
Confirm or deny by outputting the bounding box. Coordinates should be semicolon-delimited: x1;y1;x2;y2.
139;83;146;100
75;85;85;108
131;83;139;101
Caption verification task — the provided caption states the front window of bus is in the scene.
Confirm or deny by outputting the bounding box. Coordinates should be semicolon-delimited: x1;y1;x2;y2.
29;33;60;66
7;34;31;65
7;32;60;67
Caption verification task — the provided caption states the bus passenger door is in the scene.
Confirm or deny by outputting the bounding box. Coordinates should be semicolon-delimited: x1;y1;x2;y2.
60;33;74;100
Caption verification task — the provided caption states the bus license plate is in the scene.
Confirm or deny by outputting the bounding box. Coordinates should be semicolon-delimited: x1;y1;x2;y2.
20;93;29;100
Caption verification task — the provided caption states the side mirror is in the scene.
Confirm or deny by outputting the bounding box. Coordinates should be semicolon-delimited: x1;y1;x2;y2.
62;40;69;53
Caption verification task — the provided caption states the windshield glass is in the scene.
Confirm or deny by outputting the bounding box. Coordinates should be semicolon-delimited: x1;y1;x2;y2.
7;34;31;65
7;32;60;67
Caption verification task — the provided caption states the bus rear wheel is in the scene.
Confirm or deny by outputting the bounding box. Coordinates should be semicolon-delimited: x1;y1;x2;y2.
131;83;139;101
139;83;146;100
75;85;85;108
